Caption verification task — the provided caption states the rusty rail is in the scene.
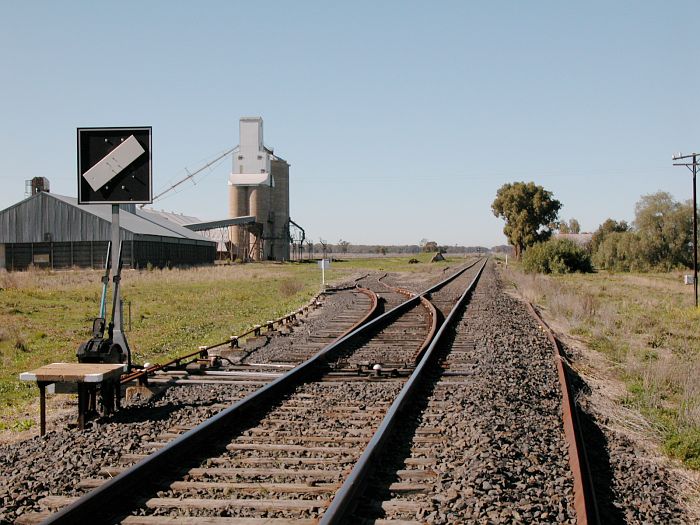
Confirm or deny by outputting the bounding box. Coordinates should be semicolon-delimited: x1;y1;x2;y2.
526;302;601;525
120;259;472;385
120;287;375;385
331;286;378;342
412;296;438;363
377;272;416;297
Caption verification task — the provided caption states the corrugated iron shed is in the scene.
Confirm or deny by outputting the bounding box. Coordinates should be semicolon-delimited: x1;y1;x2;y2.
0;192;216;270
0;192;213;243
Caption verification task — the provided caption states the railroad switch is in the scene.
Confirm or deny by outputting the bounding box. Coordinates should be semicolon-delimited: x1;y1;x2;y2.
77;242;131;367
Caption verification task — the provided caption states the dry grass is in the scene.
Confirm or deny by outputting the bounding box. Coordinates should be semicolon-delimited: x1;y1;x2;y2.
0;263;298;290
505;265;700;469
0;262;335;427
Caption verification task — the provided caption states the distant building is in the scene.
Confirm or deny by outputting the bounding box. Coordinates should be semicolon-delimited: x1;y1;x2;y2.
554;233;593;247
0;190;216;270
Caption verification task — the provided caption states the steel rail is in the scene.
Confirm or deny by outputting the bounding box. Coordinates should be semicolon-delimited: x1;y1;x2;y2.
40;259;484;524
120;286;375;384
412;296;438;363
526;302;601;525
322;286;378;345
319;257;488;524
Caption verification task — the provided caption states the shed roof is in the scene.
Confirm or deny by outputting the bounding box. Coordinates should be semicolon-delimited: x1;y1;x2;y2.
0;192;214;244
141;208;201;227
135;208;252;251
183;217;255;231
554;233;593;246
49;194;209;241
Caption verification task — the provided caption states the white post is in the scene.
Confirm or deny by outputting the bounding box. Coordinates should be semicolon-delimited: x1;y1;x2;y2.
319;258;329;289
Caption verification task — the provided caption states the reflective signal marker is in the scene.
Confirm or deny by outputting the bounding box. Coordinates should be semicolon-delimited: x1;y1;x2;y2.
82;135;146;191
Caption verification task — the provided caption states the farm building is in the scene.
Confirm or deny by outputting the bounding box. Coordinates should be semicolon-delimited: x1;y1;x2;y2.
554;233;593;247
0;189;216;270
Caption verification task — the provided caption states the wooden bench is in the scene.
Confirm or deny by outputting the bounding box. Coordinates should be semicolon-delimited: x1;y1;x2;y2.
20;362;126;435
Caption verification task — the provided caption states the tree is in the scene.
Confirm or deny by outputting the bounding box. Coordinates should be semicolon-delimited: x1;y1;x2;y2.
318;238;328;259
591;192;696;271
568;218;581;234
590;218;630;255
338;239;350;254
522;238;592;274
593;231;643;271
634;192;694;270
555;219;580;234
423;241;438;253
491;182;562;258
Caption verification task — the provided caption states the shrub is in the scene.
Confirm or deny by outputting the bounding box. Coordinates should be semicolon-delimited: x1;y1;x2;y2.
591;193;695;272
522;239;593;274
278;279;304;297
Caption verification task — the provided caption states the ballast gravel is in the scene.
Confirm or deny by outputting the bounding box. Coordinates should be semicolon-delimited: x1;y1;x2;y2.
0;383;257;524
358;261;577;523
0;286;373;525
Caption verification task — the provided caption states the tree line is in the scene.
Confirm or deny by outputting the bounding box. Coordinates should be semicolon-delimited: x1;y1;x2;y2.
592;192;696;272
492;182;697;273
311;242;494;256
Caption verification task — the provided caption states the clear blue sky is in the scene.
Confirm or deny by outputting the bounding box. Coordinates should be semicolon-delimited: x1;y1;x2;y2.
1;1;698;247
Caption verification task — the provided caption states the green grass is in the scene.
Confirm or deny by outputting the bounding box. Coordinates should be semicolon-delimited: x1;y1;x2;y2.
506;264;700;470
664;428;700;469
0;254;465;428
0;263;329;423
0;418;34;432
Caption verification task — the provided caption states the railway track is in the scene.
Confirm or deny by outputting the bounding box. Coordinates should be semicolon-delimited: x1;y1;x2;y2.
27;259;485;524
337;260;590;524
5;257;689;524
123;285;379;387
3;280;382;525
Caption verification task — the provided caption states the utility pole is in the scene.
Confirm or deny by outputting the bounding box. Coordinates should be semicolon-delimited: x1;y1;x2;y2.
672;152;698;308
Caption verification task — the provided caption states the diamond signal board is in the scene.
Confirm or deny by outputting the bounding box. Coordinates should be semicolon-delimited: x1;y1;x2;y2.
78;127;152;204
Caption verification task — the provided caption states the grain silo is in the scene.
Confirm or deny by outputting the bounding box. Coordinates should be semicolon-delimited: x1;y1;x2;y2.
228;117;290;261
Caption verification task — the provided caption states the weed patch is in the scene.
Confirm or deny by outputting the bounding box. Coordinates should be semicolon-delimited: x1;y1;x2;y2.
664;428;700;469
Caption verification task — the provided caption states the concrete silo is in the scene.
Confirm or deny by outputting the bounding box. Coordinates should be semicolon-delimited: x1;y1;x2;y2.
228;117;290;261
